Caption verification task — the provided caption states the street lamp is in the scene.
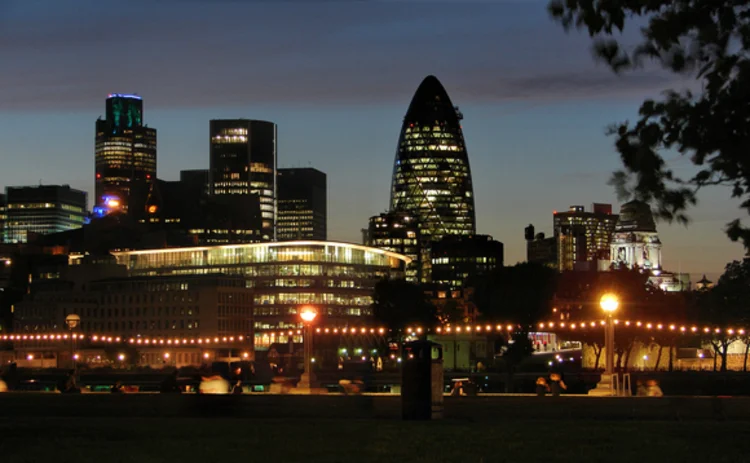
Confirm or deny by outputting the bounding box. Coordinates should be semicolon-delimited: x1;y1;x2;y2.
588;293;619;396
65;314;80;369
298;306;318;391
600;293;619;376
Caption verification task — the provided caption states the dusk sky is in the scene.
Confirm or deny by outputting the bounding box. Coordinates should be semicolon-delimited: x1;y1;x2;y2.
0;0;744;280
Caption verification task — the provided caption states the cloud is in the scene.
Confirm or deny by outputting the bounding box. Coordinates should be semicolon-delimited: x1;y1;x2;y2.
0;1;688;111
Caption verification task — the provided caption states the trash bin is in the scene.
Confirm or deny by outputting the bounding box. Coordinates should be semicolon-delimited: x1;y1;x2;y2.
401;340;443;420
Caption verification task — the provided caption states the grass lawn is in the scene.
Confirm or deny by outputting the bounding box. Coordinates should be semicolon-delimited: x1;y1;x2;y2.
0;417;746;463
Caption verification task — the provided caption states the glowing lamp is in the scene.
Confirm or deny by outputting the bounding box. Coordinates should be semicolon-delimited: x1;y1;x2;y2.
299;306;318;323
148;205;158;214
65;314;81;329
107;199;120;208
600;293;619;314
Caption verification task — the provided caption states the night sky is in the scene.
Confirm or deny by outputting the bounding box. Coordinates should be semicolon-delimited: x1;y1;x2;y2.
0;0;743;280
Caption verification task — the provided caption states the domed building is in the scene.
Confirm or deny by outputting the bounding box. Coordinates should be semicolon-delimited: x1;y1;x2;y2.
609;200;663;271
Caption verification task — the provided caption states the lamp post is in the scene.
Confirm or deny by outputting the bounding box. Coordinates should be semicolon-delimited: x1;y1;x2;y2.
589;294;619;396
600;294;619;376
65;314;80;369
298;306;318;391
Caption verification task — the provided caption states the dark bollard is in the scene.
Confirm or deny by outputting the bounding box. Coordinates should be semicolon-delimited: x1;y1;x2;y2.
401;340;443;421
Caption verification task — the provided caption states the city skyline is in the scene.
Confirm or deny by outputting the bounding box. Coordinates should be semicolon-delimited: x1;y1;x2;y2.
0;1;744;280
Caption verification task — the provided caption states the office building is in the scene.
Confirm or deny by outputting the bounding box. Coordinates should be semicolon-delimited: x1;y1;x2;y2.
112;241;410;348
390;75;476;242
5;185;87;243
209;120;277;241
0;194;5;243
144;177;262;245
11;255;254;367
554;203;618;271
366;211;421;282
94;93;157;218
13;255;253;337
524;224;557;269
277;168;327;241
430;234;504;290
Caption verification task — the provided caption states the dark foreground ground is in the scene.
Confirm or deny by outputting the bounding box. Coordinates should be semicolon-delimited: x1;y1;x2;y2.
3;417;750;463
2;394;750;462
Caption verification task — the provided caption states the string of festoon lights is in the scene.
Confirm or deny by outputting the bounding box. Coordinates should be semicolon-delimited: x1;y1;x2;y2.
1;334;118;342
0;333;250;344
538;320;749;336
2;320;745;344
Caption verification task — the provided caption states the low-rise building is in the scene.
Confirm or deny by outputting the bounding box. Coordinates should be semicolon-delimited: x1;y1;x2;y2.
112;241;410;349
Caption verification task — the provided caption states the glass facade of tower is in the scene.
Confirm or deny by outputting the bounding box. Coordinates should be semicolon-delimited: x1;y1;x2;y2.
277;168;327;241
209;120;277;241
5;185;87;243
0;194;6;243
94;94;156;218
390;75;476;241
553;204;618;271
366;211;421;282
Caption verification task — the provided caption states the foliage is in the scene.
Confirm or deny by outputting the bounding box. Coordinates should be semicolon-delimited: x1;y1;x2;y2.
692;259;750;326
692;258;750;370
548;0;750;249
371;278;438;333
436;299;467;325
554;267;690;371
471;262;558;326
501;331;536;369
498;330;536;392
554;267;679;321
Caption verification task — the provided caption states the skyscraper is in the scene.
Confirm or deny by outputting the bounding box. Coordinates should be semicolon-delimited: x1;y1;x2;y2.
5;185;87;243
553;204;618;271
277;168;327;241
94;94;157;218
366;211;421;282
209;120;277;241
0;194;6;243
390;75;476;241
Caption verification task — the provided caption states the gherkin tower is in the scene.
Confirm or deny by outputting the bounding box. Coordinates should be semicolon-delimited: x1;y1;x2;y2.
389;75;476;241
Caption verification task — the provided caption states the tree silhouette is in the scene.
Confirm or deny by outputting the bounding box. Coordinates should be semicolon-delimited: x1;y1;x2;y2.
499;330;536;393
471;262;558;326
548;0;750;249
553;267;684;371
696;258;750;370
371;279;438;335
437;299;468;325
